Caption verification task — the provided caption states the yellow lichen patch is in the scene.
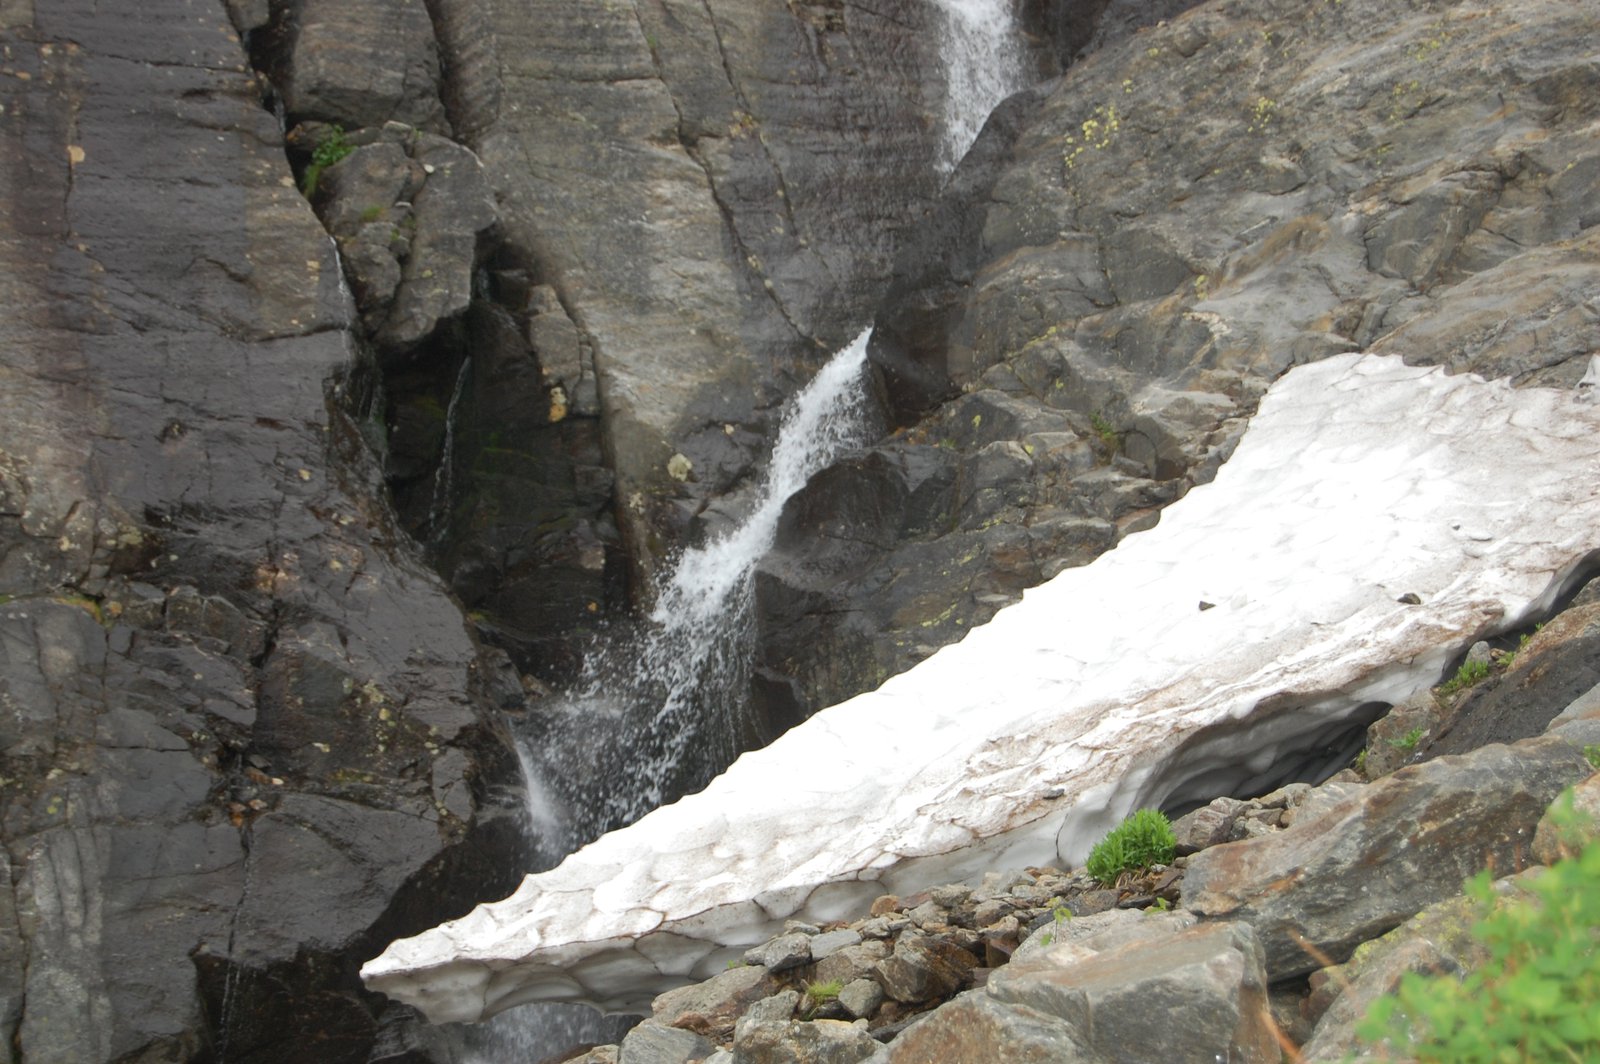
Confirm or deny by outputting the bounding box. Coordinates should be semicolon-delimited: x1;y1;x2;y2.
52;593;103;624
1062;104;1121;171
1247;96;1277;133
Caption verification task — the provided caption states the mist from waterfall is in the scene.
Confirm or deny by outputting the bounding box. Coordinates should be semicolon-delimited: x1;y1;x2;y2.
514;330;876;857
932;0;1027;169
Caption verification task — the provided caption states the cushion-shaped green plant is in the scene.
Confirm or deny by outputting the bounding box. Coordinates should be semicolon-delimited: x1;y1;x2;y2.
1085;808;1176;886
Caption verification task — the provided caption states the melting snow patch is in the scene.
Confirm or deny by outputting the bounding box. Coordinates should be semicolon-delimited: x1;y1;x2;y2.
364;354;1600;1018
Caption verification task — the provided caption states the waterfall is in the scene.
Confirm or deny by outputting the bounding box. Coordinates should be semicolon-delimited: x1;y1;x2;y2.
462;331;874;1063
932;0;1027;170
516;329;876;857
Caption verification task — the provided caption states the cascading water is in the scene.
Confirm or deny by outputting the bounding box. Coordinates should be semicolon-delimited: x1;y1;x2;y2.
426;358;472;544
519;329;876;855
461;332;875;1064
931;0;1028;170
468;7;1031;1059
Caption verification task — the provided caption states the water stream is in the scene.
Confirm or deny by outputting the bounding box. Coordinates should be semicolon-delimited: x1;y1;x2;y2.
518;328;876;855
464;0;1030;1053
932;0;1027;169
463;333;874;1062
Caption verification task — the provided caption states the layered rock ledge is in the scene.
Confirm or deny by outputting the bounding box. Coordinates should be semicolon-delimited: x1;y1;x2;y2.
364;353;1600;1018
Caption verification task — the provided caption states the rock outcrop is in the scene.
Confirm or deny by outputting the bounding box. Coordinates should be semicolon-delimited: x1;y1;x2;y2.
363;354;1600;1018
0;2;523;1059
457;0;968;583
758;0;1600;718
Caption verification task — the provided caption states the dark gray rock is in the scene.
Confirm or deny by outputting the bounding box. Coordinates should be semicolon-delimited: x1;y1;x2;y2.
1182;735;1596;979
375;134;496;349
1170;796;1246;854
620;1020;715;1064
813;941;891;988
732;1017;881;1064
745;932;813;973
1360;692;1444;778
468;0;968;575
273;0;447;131
1426;597;1600;759
835;979;883;1021
0;4;522;1061
870;935;976;1005
885;920;1276;1064
652;963;770;1031
809;929;863;961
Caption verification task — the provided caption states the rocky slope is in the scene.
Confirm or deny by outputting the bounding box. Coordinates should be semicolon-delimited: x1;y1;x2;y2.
756;0;1600;721
523;645;1600;1063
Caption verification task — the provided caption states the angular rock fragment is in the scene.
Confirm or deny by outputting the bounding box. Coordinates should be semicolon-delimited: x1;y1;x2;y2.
885;920;1277;1064
1182;735;1595;978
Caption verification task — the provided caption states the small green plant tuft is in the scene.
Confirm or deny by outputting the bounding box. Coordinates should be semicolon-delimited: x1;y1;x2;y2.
1387;727;1425;752
1089;412;1120;453
302;125;354;197
1438;657;1491;697
1356;804;1600;1062
803;979;844;1010
1085;808;1176;887
1584;744;1600;771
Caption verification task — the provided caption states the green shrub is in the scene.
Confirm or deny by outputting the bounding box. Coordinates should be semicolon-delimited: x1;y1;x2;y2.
1089;411;1120;452
1085;808;1175;886
301;125;354;197
1356;805;1600;1062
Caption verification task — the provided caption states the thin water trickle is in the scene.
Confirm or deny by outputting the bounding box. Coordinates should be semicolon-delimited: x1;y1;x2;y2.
932;0;1027;170
427;358;472;544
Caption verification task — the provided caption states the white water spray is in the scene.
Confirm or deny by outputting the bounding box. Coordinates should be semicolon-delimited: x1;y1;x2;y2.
518;329;876;854
932;0;1027;170
482;332;874;1061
